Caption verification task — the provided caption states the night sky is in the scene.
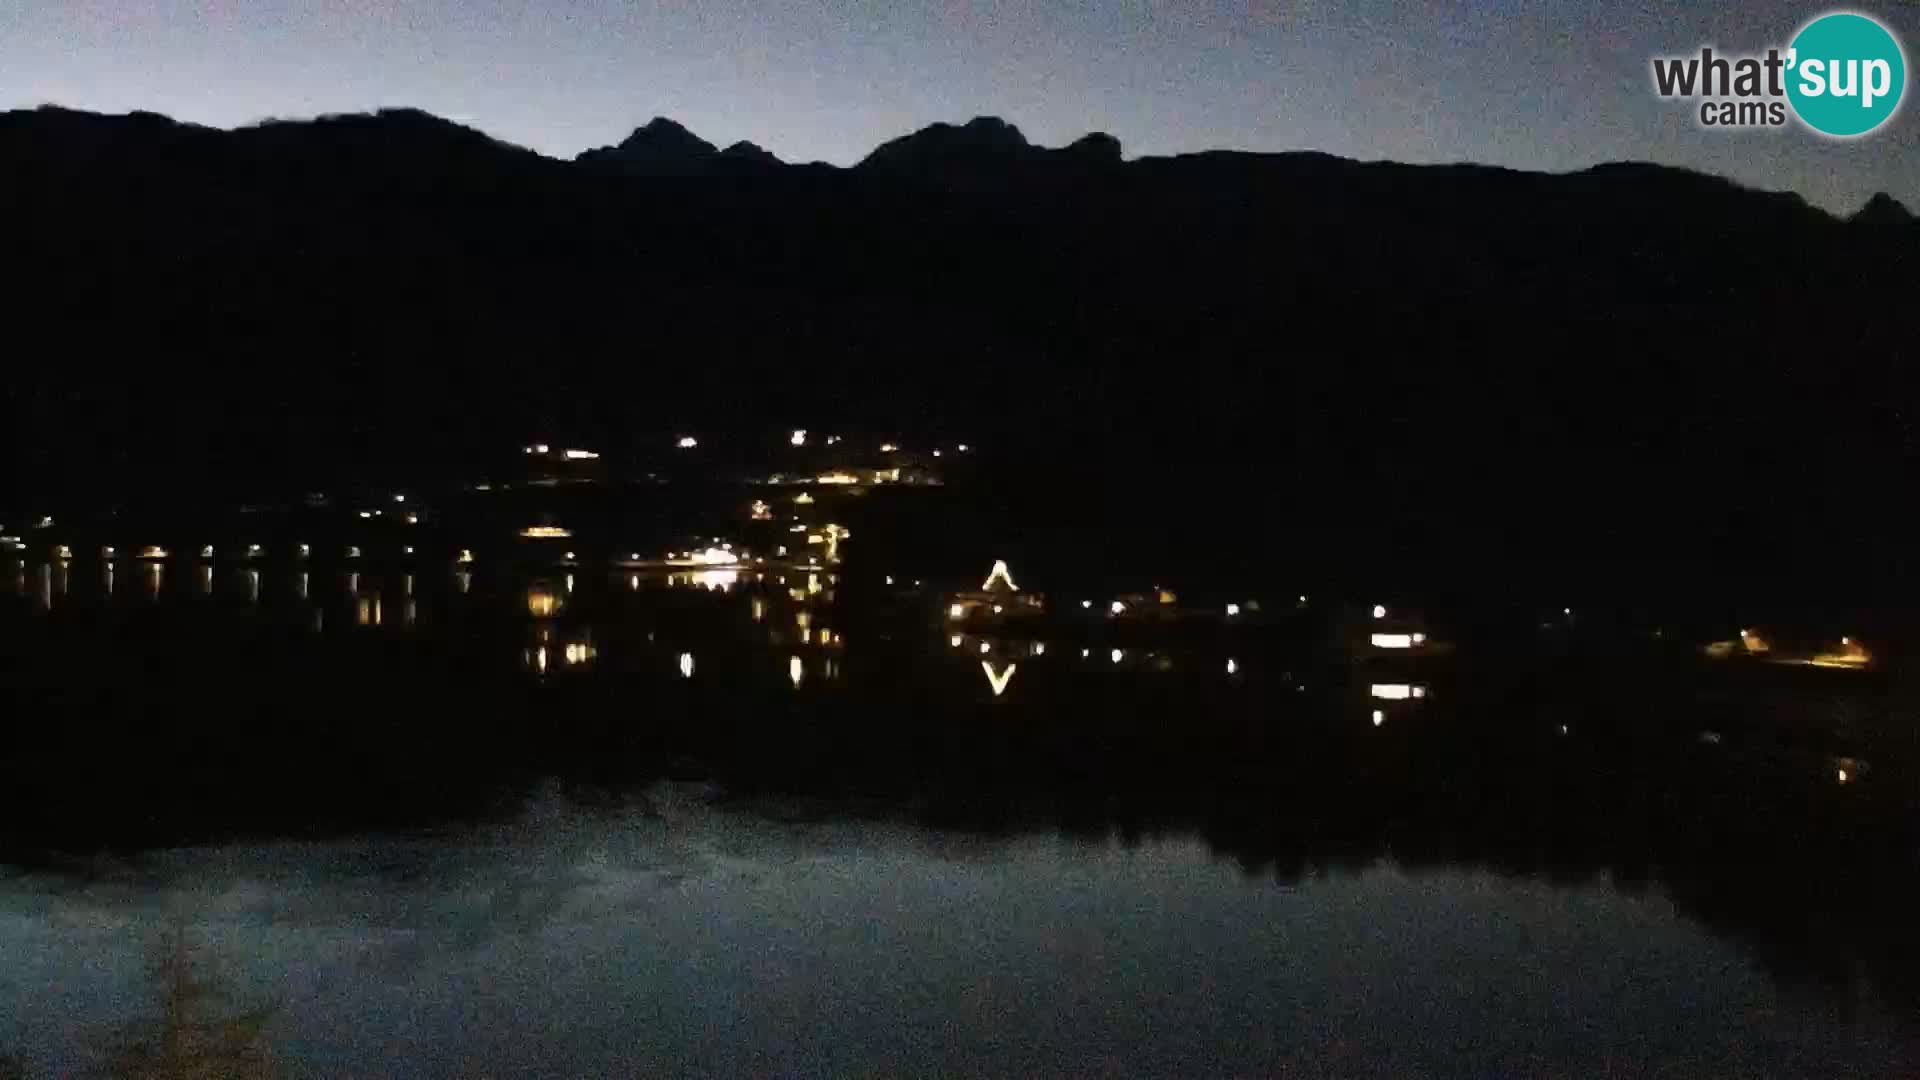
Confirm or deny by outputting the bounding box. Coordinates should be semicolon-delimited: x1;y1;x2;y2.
3;0;1914;213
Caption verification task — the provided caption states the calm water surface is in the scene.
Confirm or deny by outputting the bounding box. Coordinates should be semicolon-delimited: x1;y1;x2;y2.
3;554;1918;1077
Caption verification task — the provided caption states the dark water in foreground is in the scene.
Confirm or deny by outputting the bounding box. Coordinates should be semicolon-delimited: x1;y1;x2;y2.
3;556;1919;1077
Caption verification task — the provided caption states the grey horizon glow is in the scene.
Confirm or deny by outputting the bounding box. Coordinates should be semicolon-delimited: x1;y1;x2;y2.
1;0;1914;213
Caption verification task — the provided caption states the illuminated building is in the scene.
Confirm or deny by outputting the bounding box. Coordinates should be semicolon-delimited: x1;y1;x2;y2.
1806;638;1871;668
983;560;1018;592
945;561;1045;623
821;524;849;563
1101;588;1185;622
1350;603;1443;657
527;584;562;618
521;444;606;485
1370;683;1425;700
1705;628;1774;660
665;546;744;568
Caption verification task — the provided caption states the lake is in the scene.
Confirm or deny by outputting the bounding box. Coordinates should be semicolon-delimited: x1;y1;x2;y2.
3;551;1917;1077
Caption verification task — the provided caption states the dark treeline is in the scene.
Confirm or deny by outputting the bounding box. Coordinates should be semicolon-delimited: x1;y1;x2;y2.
2;107;1914;608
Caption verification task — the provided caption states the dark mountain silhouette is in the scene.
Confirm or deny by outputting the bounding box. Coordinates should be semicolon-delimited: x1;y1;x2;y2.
574;117;792;176
860;115;1034;167
719;139;783;166
1;104;1914;603
858;115;1129;186
576;116;716;171
1851;191;1915;225
1062;131;1123;164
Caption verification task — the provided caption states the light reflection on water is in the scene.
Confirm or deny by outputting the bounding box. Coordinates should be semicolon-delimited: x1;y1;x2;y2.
10;551;1223;692
0;558;1892;726
4;550;1920;1076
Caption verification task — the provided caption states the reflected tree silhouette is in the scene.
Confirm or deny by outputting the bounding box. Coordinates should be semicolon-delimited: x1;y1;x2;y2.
103;925;279;1080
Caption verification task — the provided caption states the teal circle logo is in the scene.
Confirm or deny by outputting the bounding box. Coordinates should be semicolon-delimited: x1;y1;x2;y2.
1786;12;1906;137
